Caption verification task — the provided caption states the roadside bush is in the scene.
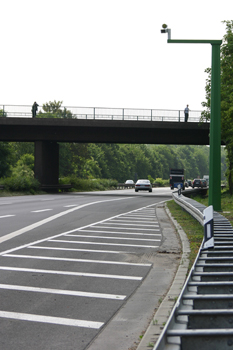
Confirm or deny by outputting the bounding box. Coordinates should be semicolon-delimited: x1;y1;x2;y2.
59;177;118;191
155;178;169;187
2;176;40;193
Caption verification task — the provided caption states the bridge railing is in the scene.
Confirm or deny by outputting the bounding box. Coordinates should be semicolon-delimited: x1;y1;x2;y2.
0;104;208;123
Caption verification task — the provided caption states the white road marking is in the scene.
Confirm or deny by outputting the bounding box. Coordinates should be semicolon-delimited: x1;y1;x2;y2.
31;209;53;213
0;266;143;280
28;246;134;254
0;197;133;248
0;215;15;219
50;239;158;248
0;283;126;300
93;225;160;231
4;254;151;266
66;234;160;242
78;229;160;236
0;311;104;329
100;222;157;227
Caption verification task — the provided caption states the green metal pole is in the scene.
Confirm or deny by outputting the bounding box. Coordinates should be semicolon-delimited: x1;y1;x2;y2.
166;38;222;211
208;44;221;211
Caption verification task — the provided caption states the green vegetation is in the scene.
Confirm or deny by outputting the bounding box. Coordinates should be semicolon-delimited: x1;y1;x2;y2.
166;200;203;270
167;189;233;269
202;20;233;194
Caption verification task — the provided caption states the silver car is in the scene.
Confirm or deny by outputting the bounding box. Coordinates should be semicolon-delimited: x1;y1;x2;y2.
135;179;152;192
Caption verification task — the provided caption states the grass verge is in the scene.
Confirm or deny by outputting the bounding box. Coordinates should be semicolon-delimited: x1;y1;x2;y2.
166;189;233;270
166;200;203;270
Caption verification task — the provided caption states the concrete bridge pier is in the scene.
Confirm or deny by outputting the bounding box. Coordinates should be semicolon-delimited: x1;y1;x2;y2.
34;141;59;189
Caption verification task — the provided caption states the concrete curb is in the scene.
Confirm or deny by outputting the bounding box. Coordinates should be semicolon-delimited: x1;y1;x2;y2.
136;203;190;350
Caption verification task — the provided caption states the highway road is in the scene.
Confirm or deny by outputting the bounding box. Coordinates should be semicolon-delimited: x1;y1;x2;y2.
0;188;176;350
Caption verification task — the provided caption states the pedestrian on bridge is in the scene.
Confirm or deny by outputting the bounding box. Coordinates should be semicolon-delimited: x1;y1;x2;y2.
32;101;39;118
184;104;189;122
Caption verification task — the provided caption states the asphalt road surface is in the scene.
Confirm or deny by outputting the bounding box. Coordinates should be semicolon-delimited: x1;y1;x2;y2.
0;188;179;350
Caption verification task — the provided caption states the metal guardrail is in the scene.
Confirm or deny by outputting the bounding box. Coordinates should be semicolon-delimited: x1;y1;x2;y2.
0;104;208;123
153;192;233;350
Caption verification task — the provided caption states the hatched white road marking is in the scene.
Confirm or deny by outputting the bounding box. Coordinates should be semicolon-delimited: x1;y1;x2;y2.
4;253;151;266
50;239;158;248
78;229;160;236
0;266;143;280
28;246;134;254
66;234;160;242
0;283;126;300
0;311;104;329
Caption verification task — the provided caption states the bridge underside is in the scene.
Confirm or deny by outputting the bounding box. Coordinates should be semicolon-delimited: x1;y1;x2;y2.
0;118;211;145
0;118;215;190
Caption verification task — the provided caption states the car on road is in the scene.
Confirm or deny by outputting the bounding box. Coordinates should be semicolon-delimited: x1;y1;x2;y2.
192;178;207;188
187;179;192;186
125;180;134;185
135;179;152;192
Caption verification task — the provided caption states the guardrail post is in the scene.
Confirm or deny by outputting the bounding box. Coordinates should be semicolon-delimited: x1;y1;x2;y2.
178;110;180;122
203;205;214;249
93;107;95;119
122;108;124;120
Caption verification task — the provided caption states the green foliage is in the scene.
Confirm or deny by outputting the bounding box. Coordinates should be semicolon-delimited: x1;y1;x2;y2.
0;142;14;177
2;176;40;193
0;109;7;117
202;20;233;194
155;178;167;187
60;176;118;191
37;100;73;119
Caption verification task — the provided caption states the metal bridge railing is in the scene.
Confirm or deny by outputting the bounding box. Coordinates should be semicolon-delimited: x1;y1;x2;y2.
0;104;208;123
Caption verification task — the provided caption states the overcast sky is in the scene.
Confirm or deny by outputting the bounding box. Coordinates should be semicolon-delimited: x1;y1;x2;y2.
1;0;232;111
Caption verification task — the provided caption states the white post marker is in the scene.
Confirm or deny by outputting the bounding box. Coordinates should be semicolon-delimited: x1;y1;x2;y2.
203;205;214;249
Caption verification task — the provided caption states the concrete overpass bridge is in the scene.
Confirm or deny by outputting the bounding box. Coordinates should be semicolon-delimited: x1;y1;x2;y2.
0;105;212;188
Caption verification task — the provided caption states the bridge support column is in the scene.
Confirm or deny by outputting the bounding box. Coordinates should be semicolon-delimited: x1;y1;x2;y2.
34;141;59;188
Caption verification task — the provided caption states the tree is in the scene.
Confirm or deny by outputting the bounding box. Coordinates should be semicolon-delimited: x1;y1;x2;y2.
0;142;14;177
38;101;73;119
202;20;233;194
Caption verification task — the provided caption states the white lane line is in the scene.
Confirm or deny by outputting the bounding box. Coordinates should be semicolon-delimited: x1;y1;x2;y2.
50;239;158;248
0;311;104;329
93;225;160;231
4;254;151;267
0;283;126;300
0;215;15;219
78;229;161;236
28;246;134;254
31;209;53;213
0;266;143;280
66;234;160;242
63;205;79;207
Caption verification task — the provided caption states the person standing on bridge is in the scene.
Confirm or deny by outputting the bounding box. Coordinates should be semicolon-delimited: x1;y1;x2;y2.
32;101;39;118
184;104;189;122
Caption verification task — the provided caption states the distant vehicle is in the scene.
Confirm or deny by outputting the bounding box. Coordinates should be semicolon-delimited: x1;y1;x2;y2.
200;179;207;187
125;180;134;184
187;179;192;186
170;168;185;190
135;179;152;192
203;175;209;186
192;179;207;188
184;180;188;188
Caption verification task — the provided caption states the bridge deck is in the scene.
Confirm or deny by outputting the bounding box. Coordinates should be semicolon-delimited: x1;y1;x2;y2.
0;118;211;145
